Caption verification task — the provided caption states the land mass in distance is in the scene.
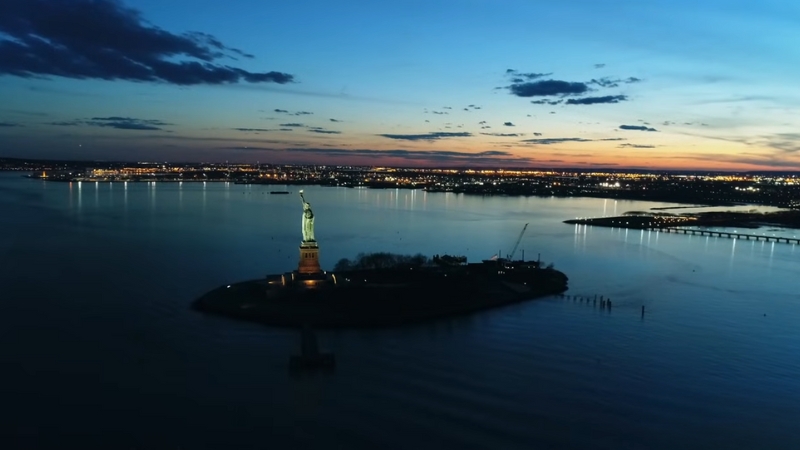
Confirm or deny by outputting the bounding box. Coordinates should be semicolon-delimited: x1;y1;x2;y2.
565;209;800;232
3;156;799;209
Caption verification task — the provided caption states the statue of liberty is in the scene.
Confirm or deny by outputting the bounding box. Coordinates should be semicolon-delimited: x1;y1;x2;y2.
299;190;315;242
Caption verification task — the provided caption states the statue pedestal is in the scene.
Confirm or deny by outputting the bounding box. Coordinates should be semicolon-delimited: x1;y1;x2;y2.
298;241;322;274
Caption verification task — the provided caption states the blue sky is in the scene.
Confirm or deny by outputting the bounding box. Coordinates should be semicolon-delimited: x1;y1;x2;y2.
1;0;799;169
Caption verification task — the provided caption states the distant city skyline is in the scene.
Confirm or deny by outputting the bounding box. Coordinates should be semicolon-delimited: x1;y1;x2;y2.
1;0;799;170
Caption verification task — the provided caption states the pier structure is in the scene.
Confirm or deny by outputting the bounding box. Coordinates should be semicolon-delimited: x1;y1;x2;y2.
651;227;800;244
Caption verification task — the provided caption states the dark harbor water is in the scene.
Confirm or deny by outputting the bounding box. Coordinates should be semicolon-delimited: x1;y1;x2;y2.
2;173;799;449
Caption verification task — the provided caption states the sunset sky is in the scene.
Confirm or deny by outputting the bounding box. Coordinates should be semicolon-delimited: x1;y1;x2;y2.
1;0;799;170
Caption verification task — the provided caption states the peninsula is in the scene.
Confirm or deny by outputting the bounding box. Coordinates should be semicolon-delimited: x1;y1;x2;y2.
192;192;568;329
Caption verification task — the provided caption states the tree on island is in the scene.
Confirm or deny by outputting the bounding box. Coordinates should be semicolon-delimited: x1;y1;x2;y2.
334;252;429;271
431;254;467;266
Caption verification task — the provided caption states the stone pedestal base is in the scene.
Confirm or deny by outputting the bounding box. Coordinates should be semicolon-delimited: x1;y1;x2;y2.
298;242;322;274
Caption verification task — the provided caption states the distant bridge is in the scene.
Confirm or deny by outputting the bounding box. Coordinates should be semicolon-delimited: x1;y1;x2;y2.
652;227;800;245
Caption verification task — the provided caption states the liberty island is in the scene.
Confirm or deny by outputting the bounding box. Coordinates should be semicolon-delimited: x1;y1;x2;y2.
192;191;569;328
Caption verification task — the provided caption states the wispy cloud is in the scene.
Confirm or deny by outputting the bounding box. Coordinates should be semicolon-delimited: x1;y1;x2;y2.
273;109;314;115
222;146;534;165
531;99;563;105
521;137;625;145
588;77;642;88
50;116;172;130
3;109;48;117
697;132;800;154
308;129;341;134
764;133;800;153
378;132;472;141
232;128;278;132
521;137;593;145
506;69;552;81
566;95;628;105
659;152;800;169
618;143;656;148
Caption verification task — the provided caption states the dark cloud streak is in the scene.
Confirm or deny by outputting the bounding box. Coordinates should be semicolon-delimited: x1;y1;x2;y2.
508;80;589;97
588;77;642;88
521;137;592;145
565;95;628;105
619;143;656;148
308;129;341;134
0;0;293;85
620;124;658;132
378;132;472;141
49;116;171;130
531;99;563;105
222;146;531;165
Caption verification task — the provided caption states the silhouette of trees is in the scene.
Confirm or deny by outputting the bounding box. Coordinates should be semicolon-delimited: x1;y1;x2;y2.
431;254;467;266
334;258;353;271
333;252;429;271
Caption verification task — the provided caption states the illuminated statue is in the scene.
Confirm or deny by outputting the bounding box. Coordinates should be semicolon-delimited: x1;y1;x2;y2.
299;190;315;242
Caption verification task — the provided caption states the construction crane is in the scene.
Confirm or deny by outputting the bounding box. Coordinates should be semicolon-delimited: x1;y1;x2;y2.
508;223;529;260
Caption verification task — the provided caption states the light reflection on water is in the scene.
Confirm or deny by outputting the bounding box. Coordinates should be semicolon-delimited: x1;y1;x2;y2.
1;174;799;449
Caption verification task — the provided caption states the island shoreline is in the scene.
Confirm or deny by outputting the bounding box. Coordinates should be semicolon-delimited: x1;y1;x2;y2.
192;267;569;330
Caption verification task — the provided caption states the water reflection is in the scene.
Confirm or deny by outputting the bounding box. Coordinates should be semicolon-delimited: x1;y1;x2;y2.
2;175;800;448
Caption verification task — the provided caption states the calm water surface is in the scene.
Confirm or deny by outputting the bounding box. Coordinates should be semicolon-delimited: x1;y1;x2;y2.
1;173;799;449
